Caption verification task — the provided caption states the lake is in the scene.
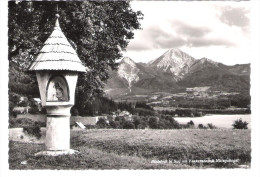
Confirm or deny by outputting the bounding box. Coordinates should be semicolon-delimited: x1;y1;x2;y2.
175;114;251;129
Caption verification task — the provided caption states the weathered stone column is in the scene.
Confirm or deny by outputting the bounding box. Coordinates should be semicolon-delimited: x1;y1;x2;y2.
45;104;72;151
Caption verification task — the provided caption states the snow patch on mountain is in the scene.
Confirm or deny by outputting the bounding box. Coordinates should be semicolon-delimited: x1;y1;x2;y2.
118;57;140;92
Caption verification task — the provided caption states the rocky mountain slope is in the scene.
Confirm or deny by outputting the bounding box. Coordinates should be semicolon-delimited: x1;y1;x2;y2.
148;48;195;79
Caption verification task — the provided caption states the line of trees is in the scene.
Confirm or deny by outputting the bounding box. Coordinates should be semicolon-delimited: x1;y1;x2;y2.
95;115;218;130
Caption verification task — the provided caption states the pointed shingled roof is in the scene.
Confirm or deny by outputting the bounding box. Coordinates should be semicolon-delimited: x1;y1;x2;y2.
28;16;86;72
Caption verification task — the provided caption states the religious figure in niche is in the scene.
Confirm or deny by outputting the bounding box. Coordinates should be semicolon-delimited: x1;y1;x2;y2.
47;76;69;101
53;82;64;101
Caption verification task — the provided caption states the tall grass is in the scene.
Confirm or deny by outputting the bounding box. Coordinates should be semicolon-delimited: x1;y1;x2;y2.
9;129;251;169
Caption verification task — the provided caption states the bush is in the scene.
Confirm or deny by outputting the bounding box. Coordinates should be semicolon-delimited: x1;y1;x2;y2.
137;122;148;129
23;124;42;139
84;125;97;129
198;124;207;129
12;112;18;118
28;107;38;114
109;120;120;129
40;107;47;114
157;119;171;129
71;107;79;116
194;112;203;117
232;118;248;129
18;101;29;107
9;118;34;128
96;118;108;128
122;121;135;129
207;123;217;129
135;108;155;116
186;120;195;128
115;116;125;122
148;117;158;129
169;118;181;129
133;117;141;129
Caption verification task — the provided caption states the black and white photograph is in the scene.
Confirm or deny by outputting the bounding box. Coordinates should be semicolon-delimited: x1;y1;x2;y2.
0;0;260;176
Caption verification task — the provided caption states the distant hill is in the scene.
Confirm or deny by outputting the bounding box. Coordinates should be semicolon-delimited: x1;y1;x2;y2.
105;49;250;98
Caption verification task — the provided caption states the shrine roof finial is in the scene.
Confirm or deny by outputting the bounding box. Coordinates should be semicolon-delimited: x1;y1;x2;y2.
28;12;87;73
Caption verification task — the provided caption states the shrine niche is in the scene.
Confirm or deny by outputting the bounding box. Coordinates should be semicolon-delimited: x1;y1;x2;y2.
47;76;69;101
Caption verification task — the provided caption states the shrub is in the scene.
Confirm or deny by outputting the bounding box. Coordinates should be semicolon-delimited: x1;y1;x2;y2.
148;117;158;129
135;108;155;116
115;116;125;122
23;124;41;139
194;112;203;117
137;121;148;129
18;101;29;107
133;117;141;128
232;118;248;129
109;120;120;129
157;119;171;129
96;118;108;128
12;112;18;118
198;124;207;129
186;120;195;128
40;107;47;114
169;118;181;129
9;118;34;128
28;107;38;114
84;125;97;129
71;107;79;116
122;121;135;129
207;123;217;129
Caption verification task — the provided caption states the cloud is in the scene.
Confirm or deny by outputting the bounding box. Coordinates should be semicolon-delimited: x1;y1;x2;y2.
188;38;236;48
218;6;250;28
126;40;151;51
127;23;235;52
154;36;186;49
171;20;211;38
127;26;186;51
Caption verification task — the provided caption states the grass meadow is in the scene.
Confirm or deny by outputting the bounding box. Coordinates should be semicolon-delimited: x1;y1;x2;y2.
9;129;251;169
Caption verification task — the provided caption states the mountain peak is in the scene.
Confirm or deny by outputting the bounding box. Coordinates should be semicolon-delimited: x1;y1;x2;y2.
148;48;195;76
168;48;182;53
120;57;136;67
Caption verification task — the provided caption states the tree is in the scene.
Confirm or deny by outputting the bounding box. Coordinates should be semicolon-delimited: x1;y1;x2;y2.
8;1;143;108
198;124;206;129
186;120;195;128
109;120;120;129
96;118;108;128
207;123;216;129
133;116;141;129
122;121;135;129
232;118;248;129
169;118;181;129
70;107;79;116
148;117;158;129
157;119;171;129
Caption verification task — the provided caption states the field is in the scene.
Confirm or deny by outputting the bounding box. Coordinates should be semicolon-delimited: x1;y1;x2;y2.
9;129;251;169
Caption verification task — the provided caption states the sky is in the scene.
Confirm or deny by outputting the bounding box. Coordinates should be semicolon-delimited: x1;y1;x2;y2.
123;1;251;65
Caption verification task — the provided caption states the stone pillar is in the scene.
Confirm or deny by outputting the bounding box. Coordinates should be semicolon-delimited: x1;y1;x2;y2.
45;104;72;151
46;116;70;150
35;104;77;156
